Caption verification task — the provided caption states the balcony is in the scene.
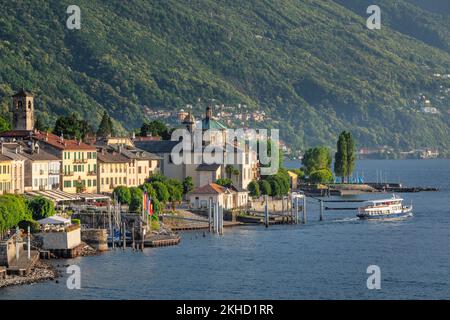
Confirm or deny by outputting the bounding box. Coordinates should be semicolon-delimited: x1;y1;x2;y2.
73;159;88;164
48;170;60;175
88;171;97;176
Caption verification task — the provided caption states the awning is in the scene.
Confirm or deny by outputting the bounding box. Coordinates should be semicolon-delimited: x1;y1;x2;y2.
25;190;110;203
37;215;71;225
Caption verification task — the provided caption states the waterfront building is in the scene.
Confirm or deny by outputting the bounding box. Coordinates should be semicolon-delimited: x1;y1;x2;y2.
33;131;98;193
0;154;12;194
97;148;130;193
96;145;161;192
2;142;60;191
109;144;161;187
0;146;26;194
188;183;248;210
136;107;259;190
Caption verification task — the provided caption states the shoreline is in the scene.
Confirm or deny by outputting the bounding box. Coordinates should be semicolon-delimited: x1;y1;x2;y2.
0;260;58;289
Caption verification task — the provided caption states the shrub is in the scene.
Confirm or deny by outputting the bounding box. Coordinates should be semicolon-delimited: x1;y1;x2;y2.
247;180;260;197
71;218;81;225
129;187;143;212
258;180;272;195
113;186;131;205
27;196;55;221
309;168;334;184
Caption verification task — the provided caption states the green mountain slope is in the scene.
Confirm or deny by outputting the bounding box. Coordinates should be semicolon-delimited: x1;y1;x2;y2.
0;0;449;153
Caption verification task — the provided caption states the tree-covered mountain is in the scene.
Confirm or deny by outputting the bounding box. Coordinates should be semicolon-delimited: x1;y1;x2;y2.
0;0;449;153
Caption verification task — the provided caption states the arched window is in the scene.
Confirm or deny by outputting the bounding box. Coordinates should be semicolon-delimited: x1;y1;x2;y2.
28;101;32;109
17;101;23;109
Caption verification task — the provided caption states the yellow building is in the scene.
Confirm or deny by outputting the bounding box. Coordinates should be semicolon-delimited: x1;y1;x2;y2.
97;149;129;193
96;145;161;192
0;154;12;194
34;131;98;194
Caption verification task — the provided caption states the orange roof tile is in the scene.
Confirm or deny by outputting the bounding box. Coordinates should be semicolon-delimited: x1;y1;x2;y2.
33;131;96;151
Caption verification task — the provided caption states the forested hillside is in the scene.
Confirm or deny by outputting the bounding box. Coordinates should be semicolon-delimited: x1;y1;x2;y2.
0;0;449;152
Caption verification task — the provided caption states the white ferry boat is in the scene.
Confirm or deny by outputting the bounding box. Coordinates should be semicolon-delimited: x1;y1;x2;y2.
357;194;413;220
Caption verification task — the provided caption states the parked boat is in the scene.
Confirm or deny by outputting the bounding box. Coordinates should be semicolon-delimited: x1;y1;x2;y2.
357;194;412;220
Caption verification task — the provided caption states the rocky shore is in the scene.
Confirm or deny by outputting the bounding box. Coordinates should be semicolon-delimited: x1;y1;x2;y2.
0;261;58;289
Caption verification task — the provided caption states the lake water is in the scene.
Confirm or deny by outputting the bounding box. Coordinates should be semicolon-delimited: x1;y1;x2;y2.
1;160;449;299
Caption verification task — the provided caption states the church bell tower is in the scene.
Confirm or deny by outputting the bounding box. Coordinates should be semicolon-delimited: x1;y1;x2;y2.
12;88;34;131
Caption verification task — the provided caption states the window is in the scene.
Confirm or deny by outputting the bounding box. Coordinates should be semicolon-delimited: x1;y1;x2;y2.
88;180;91;187
93;179;97;187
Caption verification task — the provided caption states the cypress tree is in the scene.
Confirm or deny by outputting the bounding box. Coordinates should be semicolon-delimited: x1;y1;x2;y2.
97;111;112;137
334;132;348;183
344;131;356;183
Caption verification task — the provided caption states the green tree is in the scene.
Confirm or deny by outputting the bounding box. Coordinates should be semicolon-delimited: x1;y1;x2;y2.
309;168;334;184
129;187;143;212
96;111;114;137
140;120;171;140
247;180;260;197
0;115;10;133
182;176;194;195
27;196;55;221
53;113;92;140
0;195;32;236
302;146;332;175
216;178;233;187
258;180;272;196
152;181;170;204
344;131;356;182
113;186;131;205
140;182;157;199
334;132;348;183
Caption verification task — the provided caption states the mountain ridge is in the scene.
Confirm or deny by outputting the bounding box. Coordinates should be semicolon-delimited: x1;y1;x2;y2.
0;0;449;153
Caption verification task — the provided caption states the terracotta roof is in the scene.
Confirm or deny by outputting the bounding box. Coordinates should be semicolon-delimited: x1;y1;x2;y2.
2;142;59;161
189;183;228;195
0;130;33;138
33;131;96;151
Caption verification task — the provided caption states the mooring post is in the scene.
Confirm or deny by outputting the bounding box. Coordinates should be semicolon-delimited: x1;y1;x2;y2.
264;195;269;228
132;222;135;251
302;195;307;224
122;222;126;250
15;226;19;261
208;198;212;233
216;202;220;235
27;226;31;260
219;205;224;235
290;194;294;224
320;199;324;221
295;197;299;224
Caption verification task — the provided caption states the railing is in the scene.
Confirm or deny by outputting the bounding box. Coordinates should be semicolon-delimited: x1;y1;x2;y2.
73;159;87;164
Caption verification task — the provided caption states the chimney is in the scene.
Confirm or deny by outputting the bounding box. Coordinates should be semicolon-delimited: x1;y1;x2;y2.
0;143;3;155
60;133;64;143
45;131;49;141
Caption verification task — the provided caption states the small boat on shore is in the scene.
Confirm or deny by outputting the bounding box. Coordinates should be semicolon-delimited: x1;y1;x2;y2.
357;194;413;220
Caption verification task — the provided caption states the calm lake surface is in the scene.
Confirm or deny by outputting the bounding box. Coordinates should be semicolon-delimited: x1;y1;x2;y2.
1;160;449;300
